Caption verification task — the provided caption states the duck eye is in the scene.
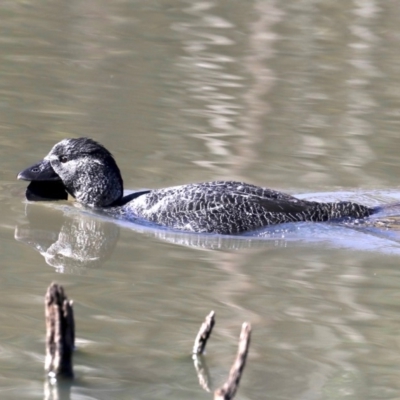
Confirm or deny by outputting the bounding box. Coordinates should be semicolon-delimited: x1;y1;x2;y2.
59;156;68;163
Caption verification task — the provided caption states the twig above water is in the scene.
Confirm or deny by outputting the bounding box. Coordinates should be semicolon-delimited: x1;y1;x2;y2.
193;310;215;355
214;323;252;400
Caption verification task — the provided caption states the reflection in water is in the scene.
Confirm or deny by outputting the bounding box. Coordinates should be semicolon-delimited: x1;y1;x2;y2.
341;0;380;183
193;354;211;392
241;0;281;170
172;1;249;177
14;201;293;274
15;191;400;270
44;379;72;400
15;204;119;273
292;0;381;187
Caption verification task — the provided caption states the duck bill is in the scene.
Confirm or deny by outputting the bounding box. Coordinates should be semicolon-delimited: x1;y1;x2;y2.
17;159;61;182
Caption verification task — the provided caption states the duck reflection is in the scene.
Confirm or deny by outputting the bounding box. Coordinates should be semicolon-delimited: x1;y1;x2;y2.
15;195;400;272
15;203;119;273
14;198;289;275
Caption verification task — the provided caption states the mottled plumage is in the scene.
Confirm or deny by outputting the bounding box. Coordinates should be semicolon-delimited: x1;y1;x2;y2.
18;138;376;235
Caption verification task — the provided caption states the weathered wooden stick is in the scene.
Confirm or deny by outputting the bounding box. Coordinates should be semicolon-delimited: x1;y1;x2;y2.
45;282;75;378
193;311;215;355
214;322;252;400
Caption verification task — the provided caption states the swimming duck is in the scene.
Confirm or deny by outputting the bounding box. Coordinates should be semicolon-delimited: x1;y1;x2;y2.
18;137;376;234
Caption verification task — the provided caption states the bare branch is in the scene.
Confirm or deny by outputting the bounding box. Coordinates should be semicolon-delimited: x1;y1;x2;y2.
214;322;252;400
193;311;215;355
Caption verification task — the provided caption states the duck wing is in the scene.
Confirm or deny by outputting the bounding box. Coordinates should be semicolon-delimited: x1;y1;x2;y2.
130;181;315;234
225;183;312;214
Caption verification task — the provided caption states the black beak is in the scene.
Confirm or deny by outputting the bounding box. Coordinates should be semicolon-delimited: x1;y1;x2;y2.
17;159;61;182
18;159;67;201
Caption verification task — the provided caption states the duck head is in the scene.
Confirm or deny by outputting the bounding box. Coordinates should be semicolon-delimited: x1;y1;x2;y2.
18;138;124;207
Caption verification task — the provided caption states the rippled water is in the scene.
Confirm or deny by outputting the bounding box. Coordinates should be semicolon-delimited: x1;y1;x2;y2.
2;1;400;399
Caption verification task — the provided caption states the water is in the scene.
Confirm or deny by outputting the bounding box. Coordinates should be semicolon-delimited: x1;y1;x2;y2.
2;0;400;399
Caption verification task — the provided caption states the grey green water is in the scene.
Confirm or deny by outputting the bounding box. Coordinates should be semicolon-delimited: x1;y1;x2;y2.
2;1;400;399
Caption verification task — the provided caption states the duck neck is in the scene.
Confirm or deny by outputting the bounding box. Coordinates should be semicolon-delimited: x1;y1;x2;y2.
64;161;124;208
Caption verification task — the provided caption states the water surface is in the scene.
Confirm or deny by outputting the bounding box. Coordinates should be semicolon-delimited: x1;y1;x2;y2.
2;1;400;399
